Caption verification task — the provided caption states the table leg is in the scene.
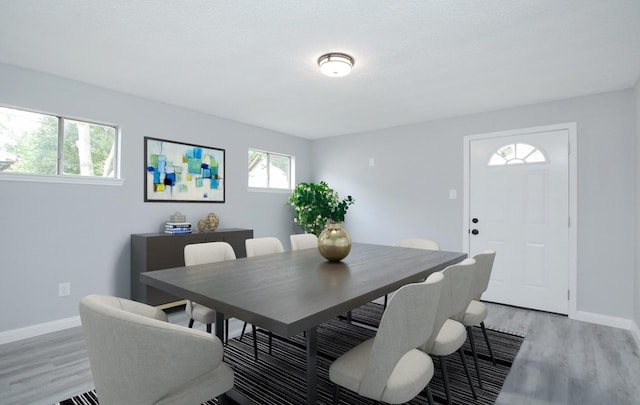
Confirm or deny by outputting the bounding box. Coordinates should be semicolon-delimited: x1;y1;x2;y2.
306;326;318;405
215;311;225;342
216;311;252;403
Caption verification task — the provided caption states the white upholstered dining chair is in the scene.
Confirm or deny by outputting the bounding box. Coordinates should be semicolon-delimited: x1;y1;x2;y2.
346;237;442;324
245;236;285;257
388;238;441;308
329;272;444;405
393;238;441;251
458;249;497;388
183;241;237;344
79;294;234;405
421;258;477;405
242;237;285;359
289;233;318;251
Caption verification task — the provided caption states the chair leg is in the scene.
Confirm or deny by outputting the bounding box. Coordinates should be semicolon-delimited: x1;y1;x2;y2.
239;321;248;341
383;294;388;310
333;384;340;405
188;319;194;328
217;394;229;405
466;325;484;389
252;324;258;361
423;384;433;405
206;323;212;334
458;348;477;399
439;356;452;405
480;322;497;365
346;310;352;324
422;384;433;405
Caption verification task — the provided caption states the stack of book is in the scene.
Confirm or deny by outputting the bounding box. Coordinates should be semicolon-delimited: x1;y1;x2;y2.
165;222;192;234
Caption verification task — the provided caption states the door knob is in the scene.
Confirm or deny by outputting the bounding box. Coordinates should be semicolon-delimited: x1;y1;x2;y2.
471;229;479;235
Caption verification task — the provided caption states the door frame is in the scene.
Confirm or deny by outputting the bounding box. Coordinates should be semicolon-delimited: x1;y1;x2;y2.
462;122;578;318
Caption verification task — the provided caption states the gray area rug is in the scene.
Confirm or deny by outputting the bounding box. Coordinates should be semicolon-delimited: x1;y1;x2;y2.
56;302;523;405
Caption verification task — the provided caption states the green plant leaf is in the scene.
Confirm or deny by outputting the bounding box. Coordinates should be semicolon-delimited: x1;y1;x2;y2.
286;181;355;236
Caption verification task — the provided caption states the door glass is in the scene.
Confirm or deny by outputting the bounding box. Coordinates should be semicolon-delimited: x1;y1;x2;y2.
488;143;548;166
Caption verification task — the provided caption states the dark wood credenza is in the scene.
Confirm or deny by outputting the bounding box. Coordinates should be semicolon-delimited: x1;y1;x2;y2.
130;228;253;307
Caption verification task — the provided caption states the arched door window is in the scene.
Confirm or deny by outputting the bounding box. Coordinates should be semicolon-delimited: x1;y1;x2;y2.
488;143;548;166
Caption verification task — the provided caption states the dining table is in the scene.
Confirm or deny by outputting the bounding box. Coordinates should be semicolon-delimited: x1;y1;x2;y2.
140;242;467;404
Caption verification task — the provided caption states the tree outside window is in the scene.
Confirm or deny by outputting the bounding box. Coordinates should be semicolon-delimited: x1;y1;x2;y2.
248;149;293;189
0;106;117;178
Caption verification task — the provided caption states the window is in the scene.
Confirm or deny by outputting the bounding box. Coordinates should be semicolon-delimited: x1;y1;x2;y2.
248;149;294;190
0;106;119;179
488;143;547;166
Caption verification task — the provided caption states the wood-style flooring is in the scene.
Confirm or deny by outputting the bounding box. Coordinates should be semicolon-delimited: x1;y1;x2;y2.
486;303;640;405
0;303;638;405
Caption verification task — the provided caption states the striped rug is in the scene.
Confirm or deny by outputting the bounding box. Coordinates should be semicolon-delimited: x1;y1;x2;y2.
56;303;523;405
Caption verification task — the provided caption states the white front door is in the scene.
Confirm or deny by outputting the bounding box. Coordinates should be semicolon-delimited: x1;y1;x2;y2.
467;128;570;314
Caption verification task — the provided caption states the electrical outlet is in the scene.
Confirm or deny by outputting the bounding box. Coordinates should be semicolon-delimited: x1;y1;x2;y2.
58;282;71;297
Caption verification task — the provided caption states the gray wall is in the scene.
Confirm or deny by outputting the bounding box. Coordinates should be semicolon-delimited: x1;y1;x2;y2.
635;78;640;331
312;90;636;319
0;63;311;333
1;61;638;333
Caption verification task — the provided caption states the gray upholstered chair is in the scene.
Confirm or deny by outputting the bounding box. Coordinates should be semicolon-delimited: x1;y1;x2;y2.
290;233;318;251
421;258;477;405
241;237;285;359
79;294;234;405
183;242;236;343
329;272;444;405
458;249;497;388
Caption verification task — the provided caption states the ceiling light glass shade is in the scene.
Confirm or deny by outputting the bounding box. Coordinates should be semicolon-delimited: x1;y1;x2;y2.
318;53;354;77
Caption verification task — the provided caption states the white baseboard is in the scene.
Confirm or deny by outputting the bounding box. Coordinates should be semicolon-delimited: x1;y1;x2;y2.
0;316;247;347
631;320;640;350
0;316;81;346
571;310;632;330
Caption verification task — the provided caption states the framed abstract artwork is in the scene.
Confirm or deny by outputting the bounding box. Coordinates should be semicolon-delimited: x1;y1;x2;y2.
144;137;225;203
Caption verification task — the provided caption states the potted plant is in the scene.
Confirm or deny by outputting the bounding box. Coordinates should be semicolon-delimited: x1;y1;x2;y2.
287;181;355;236
287;181;355;261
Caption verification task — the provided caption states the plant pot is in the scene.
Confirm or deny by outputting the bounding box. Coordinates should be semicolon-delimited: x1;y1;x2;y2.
318;221;351;262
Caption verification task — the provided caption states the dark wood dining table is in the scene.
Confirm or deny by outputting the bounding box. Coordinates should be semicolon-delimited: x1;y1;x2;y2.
140;242;466;404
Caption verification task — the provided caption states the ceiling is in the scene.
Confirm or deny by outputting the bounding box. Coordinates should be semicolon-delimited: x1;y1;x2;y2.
1;1;639;140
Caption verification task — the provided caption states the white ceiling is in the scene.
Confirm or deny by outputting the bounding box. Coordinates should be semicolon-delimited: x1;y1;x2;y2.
1;1;639;139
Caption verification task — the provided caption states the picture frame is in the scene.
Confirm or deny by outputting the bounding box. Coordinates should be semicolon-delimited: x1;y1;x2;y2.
144;137;225;203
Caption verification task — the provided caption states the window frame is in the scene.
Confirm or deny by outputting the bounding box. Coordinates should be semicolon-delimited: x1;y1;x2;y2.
487;142;549;167
247;148;295;192
0;105;123;186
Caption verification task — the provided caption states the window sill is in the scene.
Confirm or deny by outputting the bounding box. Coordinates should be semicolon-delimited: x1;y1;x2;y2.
247;187;292;194
0;172;125;186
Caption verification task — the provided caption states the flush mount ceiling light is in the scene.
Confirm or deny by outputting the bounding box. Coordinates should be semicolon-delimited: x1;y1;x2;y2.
318;53;354;77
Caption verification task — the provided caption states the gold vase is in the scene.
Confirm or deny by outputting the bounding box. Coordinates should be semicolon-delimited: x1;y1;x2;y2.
318;221;352;262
